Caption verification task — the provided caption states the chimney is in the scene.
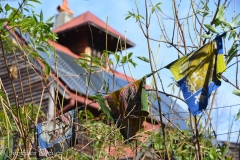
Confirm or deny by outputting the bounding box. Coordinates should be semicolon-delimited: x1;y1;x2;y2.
55;0;74;28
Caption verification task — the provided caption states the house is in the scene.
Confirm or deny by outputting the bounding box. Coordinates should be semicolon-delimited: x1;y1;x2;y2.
0;0;188;159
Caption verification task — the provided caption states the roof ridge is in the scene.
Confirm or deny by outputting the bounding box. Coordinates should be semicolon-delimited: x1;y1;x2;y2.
48;40;80;59
54;11;87;31
53;11;134;46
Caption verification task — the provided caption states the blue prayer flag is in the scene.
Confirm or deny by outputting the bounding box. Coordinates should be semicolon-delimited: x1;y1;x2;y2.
166;37;226;116
35;110;75;158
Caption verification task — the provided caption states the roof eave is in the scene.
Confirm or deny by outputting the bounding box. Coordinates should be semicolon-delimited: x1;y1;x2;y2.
54;22;135;48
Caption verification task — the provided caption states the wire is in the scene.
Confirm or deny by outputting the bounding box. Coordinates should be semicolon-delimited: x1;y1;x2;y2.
215;131;240;136
159;103;240;115
56;102;240;117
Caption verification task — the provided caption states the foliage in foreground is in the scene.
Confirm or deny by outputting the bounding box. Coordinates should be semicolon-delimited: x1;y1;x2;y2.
0;0;240;160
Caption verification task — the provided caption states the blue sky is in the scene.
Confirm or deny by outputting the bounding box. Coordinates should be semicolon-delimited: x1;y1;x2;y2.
7;0;240;142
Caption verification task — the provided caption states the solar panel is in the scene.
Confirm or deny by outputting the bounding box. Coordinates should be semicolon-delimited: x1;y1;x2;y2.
39;51;95;95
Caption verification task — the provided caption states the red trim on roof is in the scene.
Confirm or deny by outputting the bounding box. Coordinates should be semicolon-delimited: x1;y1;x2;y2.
111;70;135;83
50;73;99;110
50;40;136;85
110;70;152;89
54;11;134;46
5;25;28;46
48;40;80;59
49;41;151;91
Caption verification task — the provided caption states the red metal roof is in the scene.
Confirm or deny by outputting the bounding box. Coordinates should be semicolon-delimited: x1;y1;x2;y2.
50;40;136;84
54;11;135;47
112;70;135;83
48;40;80;59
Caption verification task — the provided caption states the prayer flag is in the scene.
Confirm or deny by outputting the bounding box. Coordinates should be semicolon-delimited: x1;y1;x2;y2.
98;77;149;141
166;37;226;116
35;110;75;158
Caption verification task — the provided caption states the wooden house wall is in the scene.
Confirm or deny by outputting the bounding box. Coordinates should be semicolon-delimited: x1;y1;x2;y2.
0;50;50;116
229;142;240;160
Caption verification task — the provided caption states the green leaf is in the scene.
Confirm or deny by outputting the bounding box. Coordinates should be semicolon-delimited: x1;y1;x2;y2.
214;18;222;26
29;37;36;49
232;13;240;27
151;7;155;13
23;8;29;12
90;95;113;121
228;30;236;40
81;53;91;58
0;89;7;100
101;79;106;92
29;52;40;59
45;65;50;75
227;44;238;64
114;53;120;63
204;24;218;33
137;56;150;63
28;0;42;4
46;16;54;23
43;61;51;76
0;19;7;27
156;2;162;6
221;21;233;29
220;142;229;158
105;79;109;94
152;2;162;13
47;44;55;54
200;34;212;39
127;52;133;59
129;59;137;68
36;47;45;53
80;61;87;69
121;55;127;63
156;2;162;11
138;15;145;20
86;110;95;119
235;109;240;121
4;4;11;12
40;10;43;22
217;4;225;20
134;14;145;21
203;12;209;17
198;9;209;17
125;15;131;20
167;82;174;88
33;14;38;23
200;1;208;9
232;89;240;97
46;22;53;27
26;3;35;8
0;6;3;13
